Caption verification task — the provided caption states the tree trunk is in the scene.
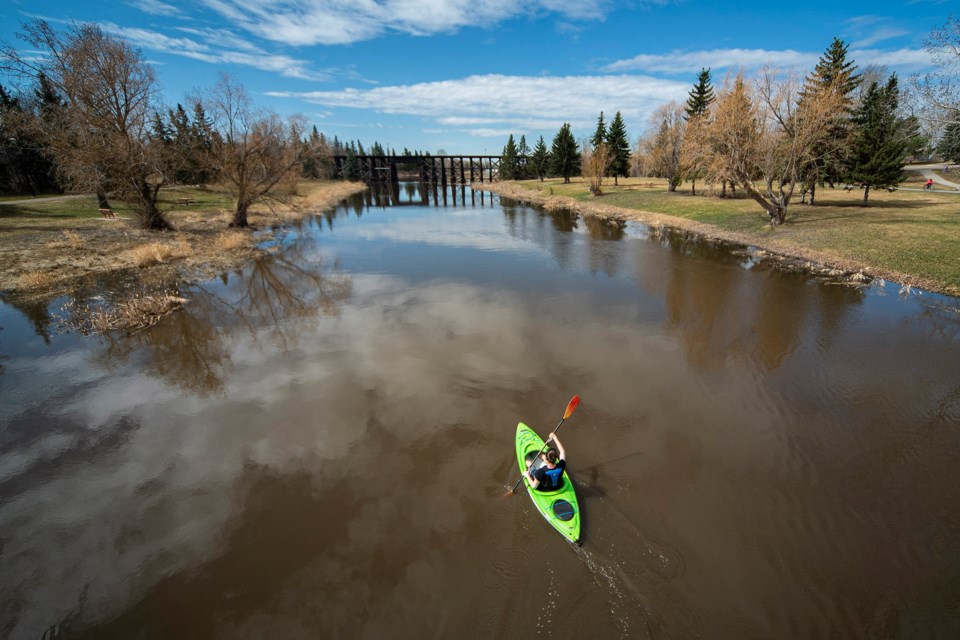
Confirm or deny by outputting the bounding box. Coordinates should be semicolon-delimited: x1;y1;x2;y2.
231;201;251;227
96;187;111;209
134;183;173;230
720;180;727;198
614;175;619;186
691;177;696;196
862;185;870;204
667;180;677;192
808;182;816;206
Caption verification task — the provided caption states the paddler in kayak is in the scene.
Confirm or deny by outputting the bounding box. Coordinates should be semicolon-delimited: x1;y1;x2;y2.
523;432;567;491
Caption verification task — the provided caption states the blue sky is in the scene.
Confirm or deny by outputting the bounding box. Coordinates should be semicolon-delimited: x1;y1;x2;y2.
0;0;950;154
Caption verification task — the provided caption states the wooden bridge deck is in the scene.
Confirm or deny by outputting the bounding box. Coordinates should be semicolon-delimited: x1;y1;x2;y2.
332;155;505;184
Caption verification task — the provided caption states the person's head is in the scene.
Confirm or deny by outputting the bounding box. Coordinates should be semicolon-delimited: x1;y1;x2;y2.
541;448;559;467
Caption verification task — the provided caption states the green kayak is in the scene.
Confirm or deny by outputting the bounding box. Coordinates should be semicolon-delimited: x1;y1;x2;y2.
515;422;581;545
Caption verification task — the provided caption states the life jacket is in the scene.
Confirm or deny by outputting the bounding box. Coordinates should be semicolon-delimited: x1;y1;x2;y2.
541;464;564;490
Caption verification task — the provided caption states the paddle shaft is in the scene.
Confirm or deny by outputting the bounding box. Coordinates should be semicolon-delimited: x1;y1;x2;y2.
510;416;568;494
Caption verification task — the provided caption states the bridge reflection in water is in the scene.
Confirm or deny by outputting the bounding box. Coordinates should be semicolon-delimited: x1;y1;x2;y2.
360;181;494;209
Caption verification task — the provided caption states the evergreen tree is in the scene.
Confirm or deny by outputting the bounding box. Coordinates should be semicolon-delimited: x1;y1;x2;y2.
684;68;715;119
500;133;519;180
150;112;171;142
343;145;360;180
848;75;917;203
805;38;861;99
605;111;631;185
550;123;580;183
0;82;60;195
517;134;530;179
938;120;960;163
591;111;606;150
799;38;861;204
530;135;551;181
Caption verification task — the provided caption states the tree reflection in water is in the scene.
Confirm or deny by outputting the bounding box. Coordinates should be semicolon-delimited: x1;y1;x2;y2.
93;239;351;397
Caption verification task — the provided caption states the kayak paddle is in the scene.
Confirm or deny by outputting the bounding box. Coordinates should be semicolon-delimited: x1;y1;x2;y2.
507;395;580;495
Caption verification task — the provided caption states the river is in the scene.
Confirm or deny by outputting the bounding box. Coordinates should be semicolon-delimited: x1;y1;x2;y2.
1;182;959;639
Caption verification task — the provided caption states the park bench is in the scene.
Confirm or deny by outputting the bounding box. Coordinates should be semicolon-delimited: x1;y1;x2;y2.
98;208;116;219
176;197;193;206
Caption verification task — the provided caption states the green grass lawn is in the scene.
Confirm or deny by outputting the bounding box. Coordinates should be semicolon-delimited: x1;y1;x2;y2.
0;186;236;224
512;177;960;295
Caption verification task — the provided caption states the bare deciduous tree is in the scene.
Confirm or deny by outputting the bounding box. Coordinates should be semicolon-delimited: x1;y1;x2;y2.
704;70;843;224
583;141;613;195
909;15;960;128
679;114;711;195
204;74;306;228
1;19;172;229
647;102;686;191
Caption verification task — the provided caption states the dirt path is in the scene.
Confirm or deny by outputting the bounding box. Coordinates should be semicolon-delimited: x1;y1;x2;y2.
0;194;88;206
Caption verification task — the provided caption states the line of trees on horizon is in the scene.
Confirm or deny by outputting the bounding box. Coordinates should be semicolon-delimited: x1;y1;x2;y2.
496;20;958;225
0;19;437;230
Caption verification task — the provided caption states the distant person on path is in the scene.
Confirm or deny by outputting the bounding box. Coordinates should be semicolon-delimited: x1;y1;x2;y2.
924;178;934;190
524;432;567;492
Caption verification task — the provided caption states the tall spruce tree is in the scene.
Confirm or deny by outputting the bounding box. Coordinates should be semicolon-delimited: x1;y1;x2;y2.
684;68;715;119
848;75;916;203
681;69;716;194
500;134;519;180
605;111;631;185
799;38;861;204
591;111;606;150
550;123;580;183
343;145;359;180
530;135;551;181
517;134;530;179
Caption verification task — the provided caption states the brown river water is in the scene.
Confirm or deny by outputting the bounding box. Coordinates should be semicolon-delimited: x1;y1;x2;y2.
1;183;959;639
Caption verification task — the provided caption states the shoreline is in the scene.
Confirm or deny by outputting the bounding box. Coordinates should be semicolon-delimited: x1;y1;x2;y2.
475;181;960;299
0;180;367;301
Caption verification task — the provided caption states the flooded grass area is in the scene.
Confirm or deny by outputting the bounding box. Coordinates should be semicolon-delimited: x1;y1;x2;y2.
0;180;366;298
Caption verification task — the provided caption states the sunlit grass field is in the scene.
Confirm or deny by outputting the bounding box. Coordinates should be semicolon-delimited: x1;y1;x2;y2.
512;176;960;295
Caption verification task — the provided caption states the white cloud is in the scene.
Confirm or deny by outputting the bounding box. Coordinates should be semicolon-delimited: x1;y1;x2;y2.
850;27;910;48
603;46;934;74
200;0;617;46
844;15;910;48
603;48;820;73
102;23;328;81
126;0;181;16
269;74;689;133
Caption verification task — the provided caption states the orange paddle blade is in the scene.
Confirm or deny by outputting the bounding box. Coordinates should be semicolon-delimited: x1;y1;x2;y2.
563;395;581;420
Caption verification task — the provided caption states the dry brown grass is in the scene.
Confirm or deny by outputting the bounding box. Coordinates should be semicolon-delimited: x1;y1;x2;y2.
126;242;175;267
61;292;188;334
61;230;86;250
0;180;366;295
212;230;251;252
17;270;56;290
124;236;192;267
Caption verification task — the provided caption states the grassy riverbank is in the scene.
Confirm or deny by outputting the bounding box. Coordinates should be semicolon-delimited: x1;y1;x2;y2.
480;177;960;297
0;180;365;297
